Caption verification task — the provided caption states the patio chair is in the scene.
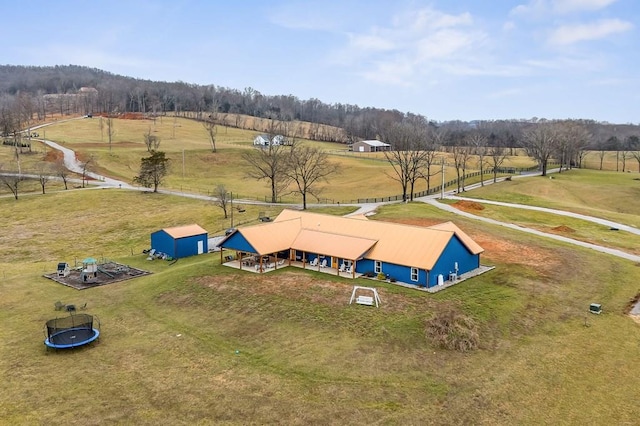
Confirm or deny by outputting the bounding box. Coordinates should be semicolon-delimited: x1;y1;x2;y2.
310;258;318;267
345;266;353;274
339;264;345;272
320;259;327;268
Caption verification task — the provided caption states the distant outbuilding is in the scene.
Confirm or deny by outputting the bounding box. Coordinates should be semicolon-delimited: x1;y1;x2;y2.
352;140;391;152
151;224;208;259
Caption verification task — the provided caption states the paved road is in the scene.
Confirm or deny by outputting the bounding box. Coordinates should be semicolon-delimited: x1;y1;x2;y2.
417;197;640;263
447;195;640;236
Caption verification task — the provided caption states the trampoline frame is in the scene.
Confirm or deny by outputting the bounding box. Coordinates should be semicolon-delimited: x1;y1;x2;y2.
44;314;101;350
45;327;100;349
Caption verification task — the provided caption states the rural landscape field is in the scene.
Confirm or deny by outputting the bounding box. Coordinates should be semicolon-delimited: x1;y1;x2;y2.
1;108;640;425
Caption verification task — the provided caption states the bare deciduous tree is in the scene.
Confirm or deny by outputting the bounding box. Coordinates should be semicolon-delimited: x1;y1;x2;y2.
523;123;557;176
0;166;23;200
143;127;161;153
55;157;70;190
285;144;337;209
213;184;230;219
242;143;291;203
106;116;114;153
382;121;431;201
80;156;94;188
468;133;488;186
452;145;472;193
488;143;508;183
36;163;52;194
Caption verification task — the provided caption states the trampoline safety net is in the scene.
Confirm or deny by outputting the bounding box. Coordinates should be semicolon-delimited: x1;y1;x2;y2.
46;314;93;337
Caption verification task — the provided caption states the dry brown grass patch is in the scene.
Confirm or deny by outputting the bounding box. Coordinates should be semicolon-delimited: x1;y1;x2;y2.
453;200;485;211
551;225;576;233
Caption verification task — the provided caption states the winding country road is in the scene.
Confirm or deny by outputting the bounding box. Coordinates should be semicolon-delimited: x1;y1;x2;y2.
13;119;640;264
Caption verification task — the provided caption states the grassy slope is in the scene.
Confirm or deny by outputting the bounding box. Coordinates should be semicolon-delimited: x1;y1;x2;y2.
464;169;640;227
4;117;538;202
1;186;640;424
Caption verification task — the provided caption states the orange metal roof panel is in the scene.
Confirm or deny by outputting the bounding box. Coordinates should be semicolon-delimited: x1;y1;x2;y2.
273;209;482;270
163;224;207;239
237;219;302;255
291;229;377;260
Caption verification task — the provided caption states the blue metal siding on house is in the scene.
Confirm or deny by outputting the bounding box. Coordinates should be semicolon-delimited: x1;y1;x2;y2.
356;259;428;287
355;234;479;288
221;232;257;253
430;235;479;286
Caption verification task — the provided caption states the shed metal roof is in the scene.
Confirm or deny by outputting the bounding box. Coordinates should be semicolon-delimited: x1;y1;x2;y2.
360;140;391;147
162;224;207;239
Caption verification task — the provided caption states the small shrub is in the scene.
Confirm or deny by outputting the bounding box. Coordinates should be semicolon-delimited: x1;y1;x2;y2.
377;272;386;280
425;305;479;352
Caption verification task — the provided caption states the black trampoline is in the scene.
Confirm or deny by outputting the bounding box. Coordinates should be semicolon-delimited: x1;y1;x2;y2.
44;313;100;349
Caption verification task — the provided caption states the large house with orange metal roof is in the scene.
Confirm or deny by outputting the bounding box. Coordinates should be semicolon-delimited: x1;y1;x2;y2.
217;210;484;289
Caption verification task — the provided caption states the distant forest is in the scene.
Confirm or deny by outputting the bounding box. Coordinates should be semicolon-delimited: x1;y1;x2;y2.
0;64;639;151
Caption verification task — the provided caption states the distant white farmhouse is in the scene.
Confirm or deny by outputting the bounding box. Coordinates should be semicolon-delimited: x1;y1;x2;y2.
253;134;286;147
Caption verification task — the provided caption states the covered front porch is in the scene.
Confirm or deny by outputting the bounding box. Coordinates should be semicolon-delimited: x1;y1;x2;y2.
220;250;362;279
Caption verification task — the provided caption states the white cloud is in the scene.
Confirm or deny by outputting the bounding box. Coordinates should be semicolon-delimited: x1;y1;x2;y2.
349;33;396;51
552;0;618;14
337;6;492;86
510;0;618;17
548;18;633;45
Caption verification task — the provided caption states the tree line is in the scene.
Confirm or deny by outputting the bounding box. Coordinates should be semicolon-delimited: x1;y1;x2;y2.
1;65;639;148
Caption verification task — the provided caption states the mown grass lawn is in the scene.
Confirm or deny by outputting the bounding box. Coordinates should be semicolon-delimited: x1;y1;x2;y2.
464;169;640;227
2;188;640;424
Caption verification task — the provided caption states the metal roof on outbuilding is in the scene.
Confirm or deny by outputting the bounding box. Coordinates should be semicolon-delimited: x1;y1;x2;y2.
162;224;207;239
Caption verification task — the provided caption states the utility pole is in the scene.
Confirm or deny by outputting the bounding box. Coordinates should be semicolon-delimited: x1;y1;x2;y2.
182;149;185;179
440;157;445;200
230;192;234;228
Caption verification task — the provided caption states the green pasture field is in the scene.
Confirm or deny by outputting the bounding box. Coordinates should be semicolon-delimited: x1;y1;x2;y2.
6;117;532;203
2;190;640;424
463;168;640;227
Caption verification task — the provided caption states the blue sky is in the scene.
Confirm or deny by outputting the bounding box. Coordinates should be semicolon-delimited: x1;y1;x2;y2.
3;0;638;123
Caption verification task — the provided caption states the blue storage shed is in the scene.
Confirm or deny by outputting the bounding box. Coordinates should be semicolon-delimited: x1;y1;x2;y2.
151;224;208;259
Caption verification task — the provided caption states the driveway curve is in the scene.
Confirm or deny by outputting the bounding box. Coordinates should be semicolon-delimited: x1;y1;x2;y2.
418;197;640;263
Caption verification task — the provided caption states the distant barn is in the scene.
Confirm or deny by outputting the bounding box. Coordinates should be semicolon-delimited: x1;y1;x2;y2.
351;140;391;152
151;224;208;259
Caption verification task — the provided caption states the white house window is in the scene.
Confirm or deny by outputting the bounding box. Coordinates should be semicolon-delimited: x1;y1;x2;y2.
374;261;381;274
411;267;418;281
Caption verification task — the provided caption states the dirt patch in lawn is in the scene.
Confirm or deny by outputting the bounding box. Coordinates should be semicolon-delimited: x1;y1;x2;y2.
551;225;576;233
453;200;485;212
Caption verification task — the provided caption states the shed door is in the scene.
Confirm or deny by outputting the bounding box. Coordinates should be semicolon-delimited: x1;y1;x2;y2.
197;240;204;255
